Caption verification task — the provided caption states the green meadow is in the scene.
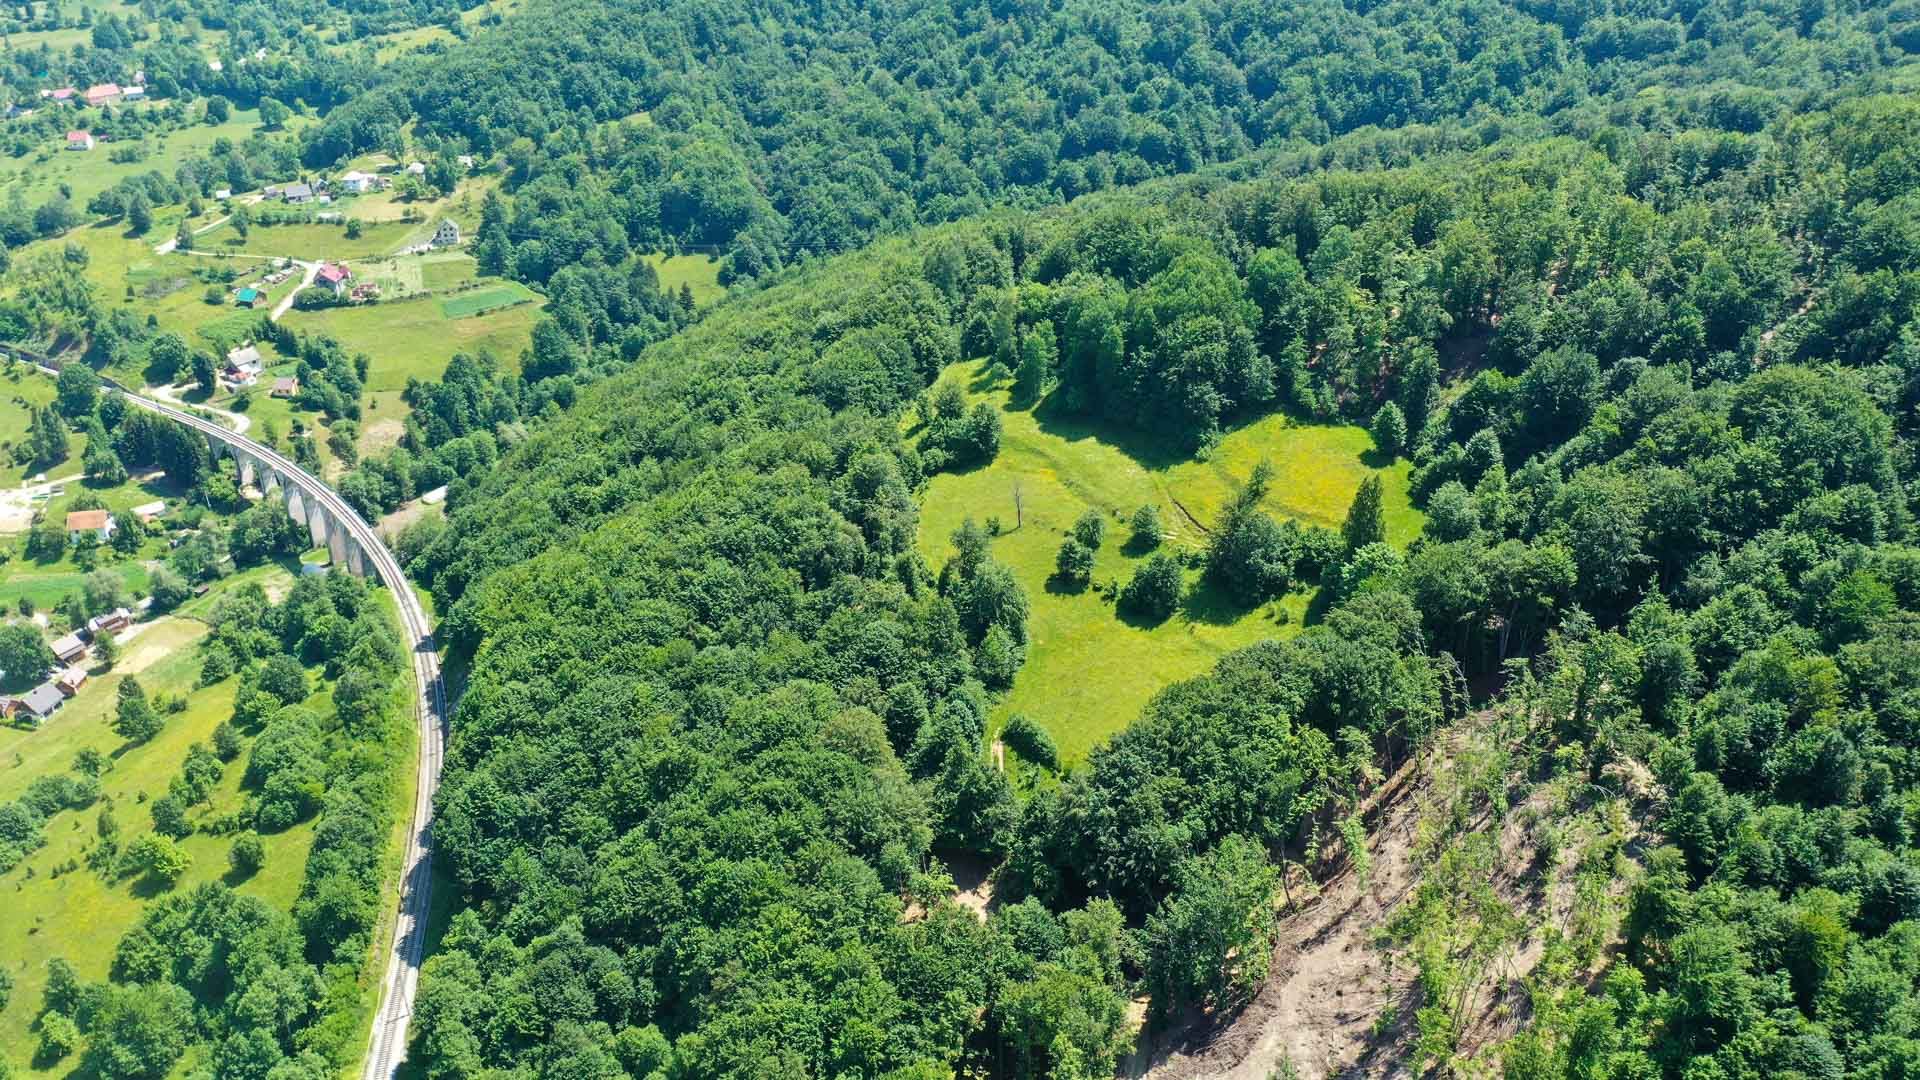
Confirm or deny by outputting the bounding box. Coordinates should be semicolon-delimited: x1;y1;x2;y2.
439;281;535;318
0;108;298;210
646;253;726;307
914;360;1421;765
282;289;540;391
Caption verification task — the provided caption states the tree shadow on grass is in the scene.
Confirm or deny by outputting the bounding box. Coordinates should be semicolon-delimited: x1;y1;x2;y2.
1115;601;1174;631
1043;571;1090;597
1302;583;1336;627
127;871;174;900
1179;576;1261;627
1029;395;1191;471
968;366;1008;395
1358;447;1396;470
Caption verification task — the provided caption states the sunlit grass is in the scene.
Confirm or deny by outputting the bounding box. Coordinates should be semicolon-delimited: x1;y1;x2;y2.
913;360;1422;765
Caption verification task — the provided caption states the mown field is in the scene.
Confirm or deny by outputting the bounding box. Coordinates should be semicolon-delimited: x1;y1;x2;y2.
347;251;477;298
281;289;539;391
914;360;1421;765
440;281;534;318
196;218;416;261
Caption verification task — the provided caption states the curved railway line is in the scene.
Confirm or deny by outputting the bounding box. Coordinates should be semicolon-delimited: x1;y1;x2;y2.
108;382;446;1080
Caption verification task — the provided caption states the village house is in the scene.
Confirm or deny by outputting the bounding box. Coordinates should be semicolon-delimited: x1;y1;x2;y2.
20;683;64;722
226;343;265;382
316;263;352;296
122;84;145;100
84;83;121;107
131;499;167;524
214;187;233;200
56;667;87;697
405;161;427;176
65;130;94;151
88;608;132;636
235;286;265;309
338;170;375;193
41;87;76;104
50;632;87;665
271;376;300;398
65;509;116;543
432;219;462;247
283;182;314;204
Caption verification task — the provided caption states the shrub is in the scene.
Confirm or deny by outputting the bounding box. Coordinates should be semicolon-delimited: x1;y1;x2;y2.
1122;554;1185;622
1001;713;1059;770
1071;509;1107;550
1131;504;1164;549
229;832;265;876
1055;539;1094;587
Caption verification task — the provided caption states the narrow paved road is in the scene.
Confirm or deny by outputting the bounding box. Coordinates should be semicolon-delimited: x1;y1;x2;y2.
271;260;321;321
110;381;448;1080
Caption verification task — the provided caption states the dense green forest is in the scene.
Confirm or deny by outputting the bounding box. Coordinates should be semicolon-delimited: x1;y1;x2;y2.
366;80;1920;1080
297;0;1920;283
10;0;1920;1074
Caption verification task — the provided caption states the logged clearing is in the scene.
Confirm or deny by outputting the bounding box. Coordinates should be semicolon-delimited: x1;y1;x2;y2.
1136;723;1646;1080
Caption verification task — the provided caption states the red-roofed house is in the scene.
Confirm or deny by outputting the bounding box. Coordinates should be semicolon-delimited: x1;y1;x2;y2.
83;83;121;106
66;130;94;151
42;87;76;103
316;263;352;296
65;509;116;541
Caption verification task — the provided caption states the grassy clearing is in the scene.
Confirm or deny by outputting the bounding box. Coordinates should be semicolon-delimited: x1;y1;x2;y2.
368;22;458;61
199;219;416;261
282;292;539;391
334;174;495;235
439;282;535;318
0;559;149;615
647;253;726;307
14;227;266;383
913;360;1421;764
421;254;478;290
0;562;324;1075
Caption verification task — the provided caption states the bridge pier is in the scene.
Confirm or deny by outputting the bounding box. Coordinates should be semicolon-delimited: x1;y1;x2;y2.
190;409;370;578
328;517;350;568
